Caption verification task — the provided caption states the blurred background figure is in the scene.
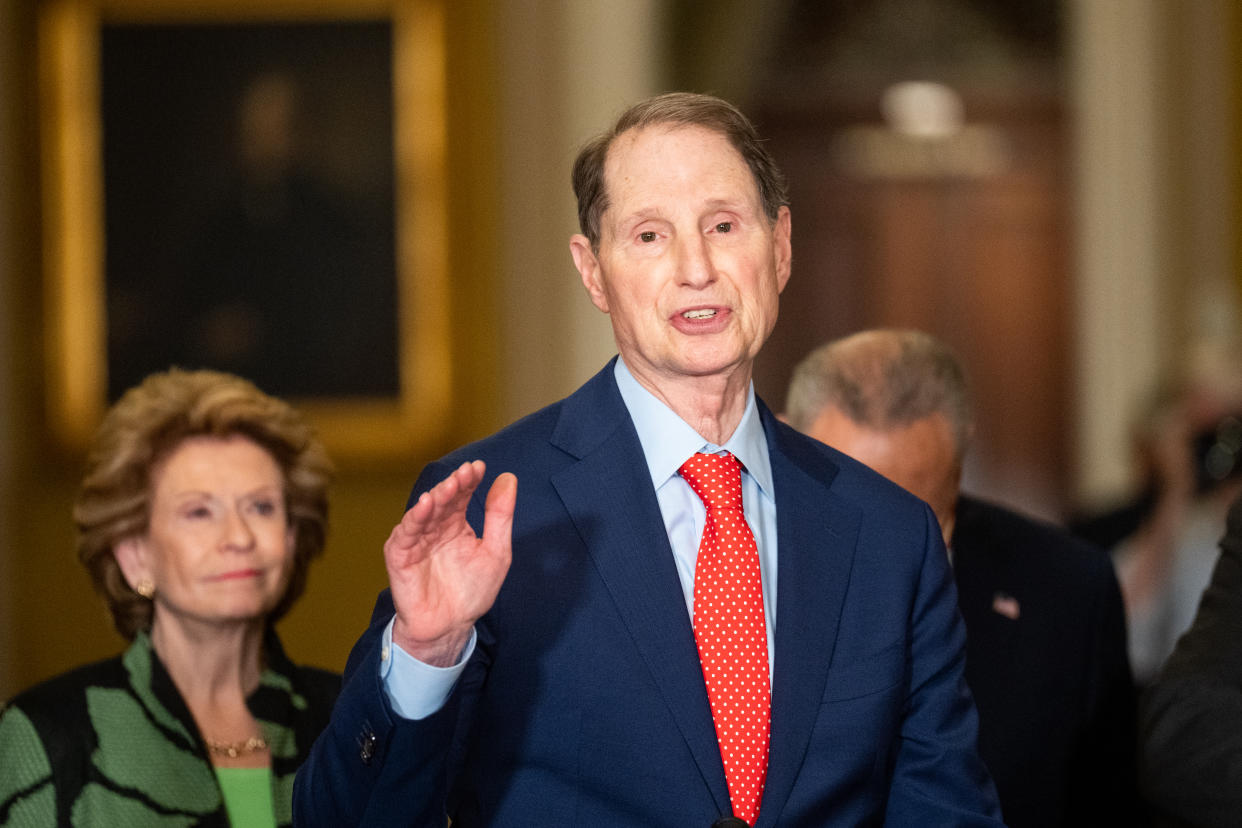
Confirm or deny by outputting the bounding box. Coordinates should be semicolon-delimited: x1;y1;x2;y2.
162;68;396;400
784;329;1144;828
1139;488;1242;828
1071;358;1242;687
103;57;399;401
0;369;339;827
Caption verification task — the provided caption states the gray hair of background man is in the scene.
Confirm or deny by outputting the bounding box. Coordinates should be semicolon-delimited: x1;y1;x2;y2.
784;329;974;463
570;91;791;250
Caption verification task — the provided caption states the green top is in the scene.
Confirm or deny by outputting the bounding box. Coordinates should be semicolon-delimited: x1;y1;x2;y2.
215;767;277;828
0;630;339;827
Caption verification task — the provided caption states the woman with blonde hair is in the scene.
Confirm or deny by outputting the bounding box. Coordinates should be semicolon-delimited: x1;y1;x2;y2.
0;368;338;827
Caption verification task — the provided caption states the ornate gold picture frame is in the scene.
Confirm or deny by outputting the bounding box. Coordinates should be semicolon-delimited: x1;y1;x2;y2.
39;0;451;461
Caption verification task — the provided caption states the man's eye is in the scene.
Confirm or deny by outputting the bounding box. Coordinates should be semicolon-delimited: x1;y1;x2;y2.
638;231;657;243
714;222;733;233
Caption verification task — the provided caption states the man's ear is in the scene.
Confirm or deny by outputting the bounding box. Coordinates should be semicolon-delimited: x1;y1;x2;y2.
570;234;610;313
113;536;152;592
773;206;792;294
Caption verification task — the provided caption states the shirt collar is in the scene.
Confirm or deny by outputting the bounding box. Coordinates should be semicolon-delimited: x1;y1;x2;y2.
613;357;774;497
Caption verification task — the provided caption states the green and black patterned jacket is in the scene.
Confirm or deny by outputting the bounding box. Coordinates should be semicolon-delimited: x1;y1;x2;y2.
0;630;339;827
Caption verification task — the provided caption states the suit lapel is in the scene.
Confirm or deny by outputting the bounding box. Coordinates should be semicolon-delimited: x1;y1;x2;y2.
545;374;863;821
548;364;733;813
757;408;861;826
951;498;1019;681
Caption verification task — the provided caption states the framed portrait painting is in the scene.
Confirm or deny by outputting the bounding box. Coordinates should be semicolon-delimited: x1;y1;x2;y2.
39;0;451;461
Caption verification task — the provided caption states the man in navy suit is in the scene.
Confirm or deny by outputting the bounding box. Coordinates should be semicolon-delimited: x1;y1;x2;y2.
294;93;1002;827
783;329;1145;827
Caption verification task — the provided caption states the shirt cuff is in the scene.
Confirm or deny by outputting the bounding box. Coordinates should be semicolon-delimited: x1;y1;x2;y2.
379;615;476;720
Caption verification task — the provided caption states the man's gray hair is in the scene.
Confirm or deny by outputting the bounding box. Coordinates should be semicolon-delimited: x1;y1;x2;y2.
571;92;789;250
784;329;973;459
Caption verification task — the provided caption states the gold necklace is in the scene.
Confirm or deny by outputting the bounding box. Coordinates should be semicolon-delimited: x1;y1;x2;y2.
205;735;268;758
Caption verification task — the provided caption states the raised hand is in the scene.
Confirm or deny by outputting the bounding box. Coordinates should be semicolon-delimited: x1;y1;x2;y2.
384;460;517;666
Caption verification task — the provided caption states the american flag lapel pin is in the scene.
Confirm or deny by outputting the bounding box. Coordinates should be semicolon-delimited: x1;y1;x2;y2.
991;591;1020;620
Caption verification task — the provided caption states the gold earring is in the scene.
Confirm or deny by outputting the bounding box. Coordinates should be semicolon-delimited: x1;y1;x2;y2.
134;578;155;599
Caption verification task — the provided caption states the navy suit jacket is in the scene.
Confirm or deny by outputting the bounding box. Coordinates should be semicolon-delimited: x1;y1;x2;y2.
952;496;1143;827
294;361;1002;826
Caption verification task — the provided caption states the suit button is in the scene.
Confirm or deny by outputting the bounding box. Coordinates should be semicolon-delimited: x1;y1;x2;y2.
358;728;377;765
712;819;750;828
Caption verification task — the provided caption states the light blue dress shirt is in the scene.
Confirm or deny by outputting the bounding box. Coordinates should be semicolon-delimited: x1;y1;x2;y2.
380;357;779;719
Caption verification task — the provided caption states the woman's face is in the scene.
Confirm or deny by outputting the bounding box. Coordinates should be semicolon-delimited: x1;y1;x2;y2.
117;434;296;630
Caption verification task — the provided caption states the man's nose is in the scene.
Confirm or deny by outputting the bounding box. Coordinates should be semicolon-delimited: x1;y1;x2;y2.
676;234;716;288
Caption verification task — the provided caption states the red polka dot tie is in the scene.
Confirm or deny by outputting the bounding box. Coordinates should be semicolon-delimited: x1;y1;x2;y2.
679;451;770;827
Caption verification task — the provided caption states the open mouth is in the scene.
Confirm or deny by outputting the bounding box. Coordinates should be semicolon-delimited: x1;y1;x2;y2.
682;309;718;319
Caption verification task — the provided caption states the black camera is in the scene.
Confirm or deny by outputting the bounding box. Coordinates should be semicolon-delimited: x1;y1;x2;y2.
1193;414;1242;494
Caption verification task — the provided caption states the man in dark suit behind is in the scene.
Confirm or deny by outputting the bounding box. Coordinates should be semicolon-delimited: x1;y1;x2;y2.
294;94;1002;827
784;328;1145;827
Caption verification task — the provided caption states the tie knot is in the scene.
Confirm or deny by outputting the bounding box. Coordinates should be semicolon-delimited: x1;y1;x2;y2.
679;451;744;512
